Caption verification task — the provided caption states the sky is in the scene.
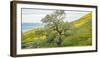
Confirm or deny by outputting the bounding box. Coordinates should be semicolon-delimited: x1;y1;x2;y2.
22;8;90;23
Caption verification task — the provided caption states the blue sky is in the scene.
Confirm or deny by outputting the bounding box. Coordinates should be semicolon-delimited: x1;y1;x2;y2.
22;9;90;23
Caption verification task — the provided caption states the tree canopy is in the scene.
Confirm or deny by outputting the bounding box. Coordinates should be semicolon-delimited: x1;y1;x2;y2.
41;10;71;46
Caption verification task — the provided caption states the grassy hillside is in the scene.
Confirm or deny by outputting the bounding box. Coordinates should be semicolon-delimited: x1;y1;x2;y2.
22;12;92;49
72;12;92;28
63;20;92;46
62;12;92;46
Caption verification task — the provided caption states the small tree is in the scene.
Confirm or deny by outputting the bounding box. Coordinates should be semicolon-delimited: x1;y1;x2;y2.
41;10;70;46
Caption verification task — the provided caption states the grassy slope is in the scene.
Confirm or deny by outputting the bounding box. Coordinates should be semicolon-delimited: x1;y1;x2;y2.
22;12;92;48
22;28;47;48
72;12;92;28
62;12;92;46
